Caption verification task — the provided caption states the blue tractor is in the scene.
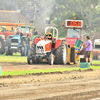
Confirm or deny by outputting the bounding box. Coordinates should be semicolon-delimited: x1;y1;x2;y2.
5;28;25;56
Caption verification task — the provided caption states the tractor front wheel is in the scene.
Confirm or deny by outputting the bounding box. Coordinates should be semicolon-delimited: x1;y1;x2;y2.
5;47;9;55
48;54;54;65
27;53;33;64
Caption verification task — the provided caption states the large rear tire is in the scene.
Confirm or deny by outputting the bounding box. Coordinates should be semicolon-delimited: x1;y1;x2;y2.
0;36;5;54
54;40;68;64
6;36;11;48
5;36;13;55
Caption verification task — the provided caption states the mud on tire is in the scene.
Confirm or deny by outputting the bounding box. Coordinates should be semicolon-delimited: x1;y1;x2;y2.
0;36;5;54
54;40;68;64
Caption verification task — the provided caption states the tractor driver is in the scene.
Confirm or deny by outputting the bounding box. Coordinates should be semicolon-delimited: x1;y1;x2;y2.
72;32;78;38
45;30;52;40
16;29;23;38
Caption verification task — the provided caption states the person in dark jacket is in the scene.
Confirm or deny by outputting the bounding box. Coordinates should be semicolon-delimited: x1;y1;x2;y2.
16;29;23;37
25;34;30;56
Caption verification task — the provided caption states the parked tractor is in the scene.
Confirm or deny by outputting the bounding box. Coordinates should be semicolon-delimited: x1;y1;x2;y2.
0;25;33;54
27;26;68;65
5;27;25;56
92;39;100;60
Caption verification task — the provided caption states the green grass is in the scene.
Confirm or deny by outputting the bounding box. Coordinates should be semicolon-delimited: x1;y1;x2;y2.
92;60;100;64
0;54;100;76
0;54;27;63
0;54;100;64
1;66;100;76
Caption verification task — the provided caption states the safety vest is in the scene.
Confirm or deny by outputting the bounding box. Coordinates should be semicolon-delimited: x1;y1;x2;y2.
46;33;52;36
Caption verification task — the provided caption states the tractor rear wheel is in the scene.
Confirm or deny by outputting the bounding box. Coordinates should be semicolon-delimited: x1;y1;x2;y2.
5;36;13;55
6;36;11;48
0;36;5;54
54;40;68;64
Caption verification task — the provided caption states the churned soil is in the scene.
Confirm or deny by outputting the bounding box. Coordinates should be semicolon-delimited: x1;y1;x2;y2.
0;62;79;72
0;62;100;100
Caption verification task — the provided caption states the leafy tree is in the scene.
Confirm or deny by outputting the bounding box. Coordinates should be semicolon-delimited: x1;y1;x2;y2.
51;0;100;37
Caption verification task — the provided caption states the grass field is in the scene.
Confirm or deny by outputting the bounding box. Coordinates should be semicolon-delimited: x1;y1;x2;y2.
0;54;100;76
0;54;100;64
1;66;100;76
0;54;27;63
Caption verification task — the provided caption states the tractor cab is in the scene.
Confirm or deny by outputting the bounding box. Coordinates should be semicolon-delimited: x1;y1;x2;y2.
19;25;33;40
67;28;81;46
62;20;83;47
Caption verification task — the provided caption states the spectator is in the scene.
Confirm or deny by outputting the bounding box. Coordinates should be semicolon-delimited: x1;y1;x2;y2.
25;34;30;56
16;29;23;38
85;36;92;65
32;31;38;41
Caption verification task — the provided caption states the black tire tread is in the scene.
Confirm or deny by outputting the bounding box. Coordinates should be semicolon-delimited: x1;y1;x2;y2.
30;36;40;64
0;36;5;54
54;40;68;64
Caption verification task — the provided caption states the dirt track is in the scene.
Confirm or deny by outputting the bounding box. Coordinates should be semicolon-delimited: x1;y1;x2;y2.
0;62;79;72
0;62;100;100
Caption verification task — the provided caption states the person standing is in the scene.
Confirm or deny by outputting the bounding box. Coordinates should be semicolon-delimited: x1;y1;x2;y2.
85;36;92;64
16;29;23;37
25;34;30;56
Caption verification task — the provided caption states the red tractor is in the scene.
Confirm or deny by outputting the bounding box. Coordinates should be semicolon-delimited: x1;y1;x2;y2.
62;19;93;63
62;20;84;64
27;26;68;65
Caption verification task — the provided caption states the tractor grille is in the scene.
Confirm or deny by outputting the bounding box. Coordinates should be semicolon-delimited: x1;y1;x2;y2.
95;45;100;48
11;39;18;47
36;46;44;53
11;39;18;43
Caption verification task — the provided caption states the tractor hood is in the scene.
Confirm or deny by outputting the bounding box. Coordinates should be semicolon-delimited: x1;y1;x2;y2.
11;35;20;40
37;40;51;46
66;38;79;46
36;39;52;53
